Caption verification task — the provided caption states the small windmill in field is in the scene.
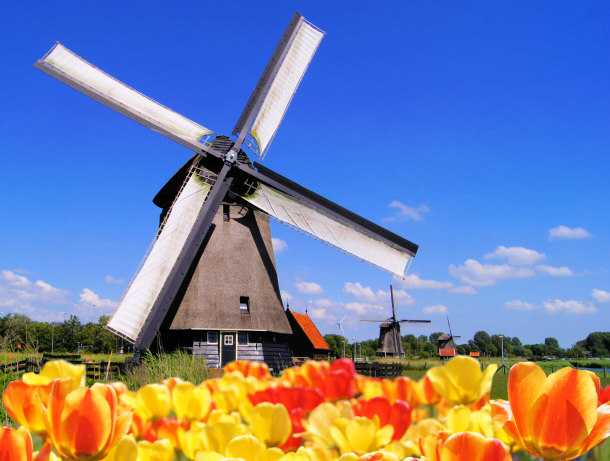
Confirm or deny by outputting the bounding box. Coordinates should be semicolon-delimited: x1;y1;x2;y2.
361;285;430;358
438;317;461;359
35;13;419;367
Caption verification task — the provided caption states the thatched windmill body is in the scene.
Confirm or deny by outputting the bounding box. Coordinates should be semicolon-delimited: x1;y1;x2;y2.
35;14;419;368
362;285;430;358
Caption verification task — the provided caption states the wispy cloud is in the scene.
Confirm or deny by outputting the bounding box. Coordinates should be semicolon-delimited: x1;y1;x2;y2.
0;270;71;308
345;302;386;316
272;238;288;253
591;289;610;304
384;201;429;222
448;259;535;286
535;265;574;277
422;304;448;314
399;274;453;290
484;246;545;266
505;298;597;314
295;281;323;295
448;285;478;295
343;282;414;306
549;225;592;241
104;275;125;284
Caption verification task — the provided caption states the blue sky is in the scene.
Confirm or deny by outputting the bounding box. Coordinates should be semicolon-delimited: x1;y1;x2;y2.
1;2;608;348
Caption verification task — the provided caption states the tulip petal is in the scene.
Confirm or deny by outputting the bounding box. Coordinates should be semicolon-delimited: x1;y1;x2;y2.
507;362;546;441
0;427;33;461
528;367;598;457
441;432;511;461
580;402;610;455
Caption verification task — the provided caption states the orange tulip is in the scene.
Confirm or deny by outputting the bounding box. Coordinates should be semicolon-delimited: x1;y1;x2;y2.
0;426;33;461
491;362;610;460
440;432;511;461
42;378;133;461
225;360;271;380
2;379;52;435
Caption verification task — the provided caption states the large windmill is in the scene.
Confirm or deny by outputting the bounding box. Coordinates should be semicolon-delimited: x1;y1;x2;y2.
361;285;430;358
35;13;419;367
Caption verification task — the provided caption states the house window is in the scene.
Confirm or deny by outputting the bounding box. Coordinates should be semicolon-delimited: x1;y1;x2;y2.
224;335;234;346
238;332;248;345
239;296;250;313
207;332;218;344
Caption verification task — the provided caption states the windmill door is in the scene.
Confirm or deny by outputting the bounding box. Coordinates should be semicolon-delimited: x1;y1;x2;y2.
221;332;236;366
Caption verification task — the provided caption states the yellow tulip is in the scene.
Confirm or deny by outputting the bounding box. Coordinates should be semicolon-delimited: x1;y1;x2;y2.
136;384;171;421
330;416;394;455
426;356;497;406
302;402;342;449
177;422;207;460
291;446;334;461
225;435;267;461
194;451;225;461
172;381;212;421
250;402;292;447
200;421;248;455
137;439;174;461
23;360;86;387
212;385;241;413
2;379;52;435
403;418;446;444
100;436;138;461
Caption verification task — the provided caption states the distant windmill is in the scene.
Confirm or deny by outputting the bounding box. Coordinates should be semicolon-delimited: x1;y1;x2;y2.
330;315;347;337
438;316;461;359
361;285;430;357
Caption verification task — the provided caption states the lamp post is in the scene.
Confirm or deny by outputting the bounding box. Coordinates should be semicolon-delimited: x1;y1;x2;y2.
342;340;346;358
51;323;55;353
499;335;506;374
352;338;357;361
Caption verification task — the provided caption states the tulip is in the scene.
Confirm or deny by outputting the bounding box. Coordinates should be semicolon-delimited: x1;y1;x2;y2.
440;432;511;461
352;396;412;440
172;381;212;421
599;385;610;406
137;439;174;461
330;416;394;455
2;379;52;435
302;402;344;449
225;360;271;380
100;436;137;461
42;379;133;461
0;426;33;461
22;360;86;387
491;362;610;460
224;434;267;461
136;384;171;422
250;402;292;447
426;356;497;406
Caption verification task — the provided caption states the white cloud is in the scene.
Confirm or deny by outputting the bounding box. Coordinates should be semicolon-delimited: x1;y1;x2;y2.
592;289;610;304
448;259;535;286
399;274;453;290
504;298;597;314
76;288;117;315
0;270;71;308
280;290;293;304
542;299;597;314
272;238;287;253
312;298;338;308
549;225;592;241
344;282;414;306
484;246;545;266
449;285;478;295
504;300;538;310
105;275;125;284
310;308;335;321
345;302;386;316
536;265;574;277
384;201;429;222
295;281;323;295
422;304;447;314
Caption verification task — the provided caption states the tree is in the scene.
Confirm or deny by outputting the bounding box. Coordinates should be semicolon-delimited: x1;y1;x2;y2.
58;315;83;352
473;331;492;355
544;337;560;357
428;332;444;347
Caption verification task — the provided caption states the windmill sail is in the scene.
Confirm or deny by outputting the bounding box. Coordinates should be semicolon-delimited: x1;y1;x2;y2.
107;168;213;342
35;43;214;153
233;13;324;158
238;165;418;278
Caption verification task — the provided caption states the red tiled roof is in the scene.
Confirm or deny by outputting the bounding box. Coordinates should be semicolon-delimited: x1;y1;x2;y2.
291;311;329;350
439;348;457;357
469;351;480;357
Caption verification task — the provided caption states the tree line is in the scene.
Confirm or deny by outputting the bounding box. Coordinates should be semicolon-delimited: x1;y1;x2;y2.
324;330;610;360
0;313;121;354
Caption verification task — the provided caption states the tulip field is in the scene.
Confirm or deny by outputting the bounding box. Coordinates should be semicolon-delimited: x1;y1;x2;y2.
1;356;609;461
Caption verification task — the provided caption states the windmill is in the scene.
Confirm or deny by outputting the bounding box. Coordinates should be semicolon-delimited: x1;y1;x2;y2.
35;13;419;367
331;315;347;338
361;285;430;358
438;316;461;359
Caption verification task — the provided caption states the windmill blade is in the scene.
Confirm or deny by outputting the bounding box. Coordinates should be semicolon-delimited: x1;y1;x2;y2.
398;319;432;323
107;161;234;348
237;162;418;278
360;320;386;323
35;43;218;157
233;13;324;159
107;165;214;342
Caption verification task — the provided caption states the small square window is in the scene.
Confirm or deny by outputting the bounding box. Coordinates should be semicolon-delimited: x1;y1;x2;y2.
238;332;248;345
240;296;250;313
224;335;234;346
207;332;218;344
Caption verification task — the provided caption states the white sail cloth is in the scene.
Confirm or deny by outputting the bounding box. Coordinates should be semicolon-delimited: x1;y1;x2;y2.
107;173;211;341
241;184;412;278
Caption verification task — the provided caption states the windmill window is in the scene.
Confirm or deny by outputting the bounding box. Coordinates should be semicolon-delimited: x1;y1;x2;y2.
239;296;250;313
238;332;248;345
207;332;218;344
